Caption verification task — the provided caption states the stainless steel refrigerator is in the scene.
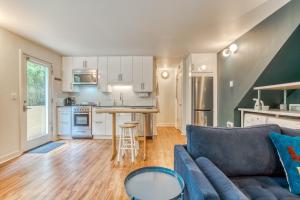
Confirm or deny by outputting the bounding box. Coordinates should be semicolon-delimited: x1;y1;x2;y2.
192;76;213;126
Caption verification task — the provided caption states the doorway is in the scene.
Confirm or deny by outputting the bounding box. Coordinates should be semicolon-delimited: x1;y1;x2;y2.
20;54;53;151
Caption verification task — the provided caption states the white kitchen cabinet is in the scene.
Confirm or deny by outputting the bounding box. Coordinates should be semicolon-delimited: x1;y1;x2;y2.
57;107;72;137
133;56;153;92
108;56;121;83
73;57;98;69
116;113;132;135
107;56;133;84
92;108;106;136
62;57;79;92
105;114;113;136
104;113;131;136
120;56;133;83
98;57;111;92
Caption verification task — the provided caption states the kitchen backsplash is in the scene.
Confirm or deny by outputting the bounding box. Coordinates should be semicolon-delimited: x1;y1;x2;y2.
57;85;155;106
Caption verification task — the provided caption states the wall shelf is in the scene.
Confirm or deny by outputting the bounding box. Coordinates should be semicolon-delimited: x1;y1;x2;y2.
254;81;300;90
253;81;300;110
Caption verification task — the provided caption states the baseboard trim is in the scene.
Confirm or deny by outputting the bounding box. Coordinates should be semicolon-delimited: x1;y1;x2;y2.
0;151;22;165
157;123;175;127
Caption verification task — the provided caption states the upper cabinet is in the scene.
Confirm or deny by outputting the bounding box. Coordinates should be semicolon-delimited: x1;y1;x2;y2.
107;56;121;83
133;56;153;92
98;56;111;92
107;56;133;84
73;57;98;69
62;55;154;93
62;57;79;92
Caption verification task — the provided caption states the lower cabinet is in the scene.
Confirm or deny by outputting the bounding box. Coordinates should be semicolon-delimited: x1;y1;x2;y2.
92;108;132;138
92;112;106;136
57;107;72;138
243;112;300;129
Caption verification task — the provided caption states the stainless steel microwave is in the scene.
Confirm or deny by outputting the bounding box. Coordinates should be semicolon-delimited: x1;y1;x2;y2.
72;69;98;85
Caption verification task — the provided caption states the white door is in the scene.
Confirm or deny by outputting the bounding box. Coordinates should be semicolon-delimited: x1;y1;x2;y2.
85;57;98;69
120;56;133;83
92;108;106;136
108;56;121;83
72;57;86;69
133;56;143;92
142;56;153;92
62;57;79;92
57;107;72;136
98;56;110;92
21;55;53;151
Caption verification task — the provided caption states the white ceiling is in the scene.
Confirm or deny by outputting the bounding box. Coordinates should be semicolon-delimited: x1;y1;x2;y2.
0;0;289;58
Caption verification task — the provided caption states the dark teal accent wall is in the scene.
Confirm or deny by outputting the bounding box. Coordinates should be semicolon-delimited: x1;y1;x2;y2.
217;0;300;127
237;26;300;125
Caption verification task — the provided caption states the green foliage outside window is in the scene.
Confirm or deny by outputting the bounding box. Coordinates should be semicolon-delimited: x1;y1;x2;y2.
27;61;48;106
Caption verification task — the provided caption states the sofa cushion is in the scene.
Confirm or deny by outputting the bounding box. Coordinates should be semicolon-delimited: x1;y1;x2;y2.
281;127;300;137
231;176;300;200
195;157;249;200
269;132;300;195
186;124;283;176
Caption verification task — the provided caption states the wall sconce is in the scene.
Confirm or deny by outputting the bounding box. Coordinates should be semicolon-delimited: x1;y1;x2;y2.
222;48;231;57
229;43;238;53
222;43;238;57
161;71;169;79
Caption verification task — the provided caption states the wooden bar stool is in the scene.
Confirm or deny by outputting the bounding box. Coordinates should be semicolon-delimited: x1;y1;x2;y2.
117;123;137;163
125;121;140;155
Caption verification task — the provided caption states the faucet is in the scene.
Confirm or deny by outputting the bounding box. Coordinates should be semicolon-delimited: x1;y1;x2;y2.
120;92;124;106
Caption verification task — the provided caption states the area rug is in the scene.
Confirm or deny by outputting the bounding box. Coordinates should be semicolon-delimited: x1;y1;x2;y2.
27;141;65;153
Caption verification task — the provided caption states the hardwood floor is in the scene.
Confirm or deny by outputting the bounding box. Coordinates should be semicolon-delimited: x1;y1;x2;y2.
0;127;186;200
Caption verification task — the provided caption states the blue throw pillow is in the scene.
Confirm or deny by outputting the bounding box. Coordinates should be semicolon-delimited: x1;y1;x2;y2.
269;132;300;194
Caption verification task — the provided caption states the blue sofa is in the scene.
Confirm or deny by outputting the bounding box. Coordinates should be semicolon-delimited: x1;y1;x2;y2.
174;124;300;200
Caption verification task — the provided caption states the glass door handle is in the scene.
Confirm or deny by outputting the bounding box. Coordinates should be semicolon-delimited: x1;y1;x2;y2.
23;105;32;111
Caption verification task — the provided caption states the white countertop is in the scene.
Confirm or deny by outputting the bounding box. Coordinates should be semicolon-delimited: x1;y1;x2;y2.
95;107;159;114
238;108;300;118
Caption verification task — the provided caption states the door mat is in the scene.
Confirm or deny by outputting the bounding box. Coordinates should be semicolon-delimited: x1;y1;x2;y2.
27;142;65;153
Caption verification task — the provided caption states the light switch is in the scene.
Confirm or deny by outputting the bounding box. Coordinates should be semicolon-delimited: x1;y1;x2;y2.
10;92;17;100
229;81;234;87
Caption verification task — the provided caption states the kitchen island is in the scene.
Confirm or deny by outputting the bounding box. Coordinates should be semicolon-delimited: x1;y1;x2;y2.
95;107;159;160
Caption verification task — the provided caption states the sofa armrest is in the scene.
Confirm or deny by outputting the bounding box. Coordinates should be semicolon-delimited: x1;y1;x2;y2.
174;145;220;200
196;157;249;200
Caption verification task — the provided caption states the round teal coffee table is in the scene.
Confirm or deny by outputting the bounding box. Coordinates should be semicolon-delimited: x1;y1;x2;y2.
124;166;185;200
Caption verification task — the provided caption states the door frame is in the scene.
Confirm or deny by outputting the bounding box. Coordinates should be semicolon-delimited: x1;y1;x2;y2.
18;50;54;152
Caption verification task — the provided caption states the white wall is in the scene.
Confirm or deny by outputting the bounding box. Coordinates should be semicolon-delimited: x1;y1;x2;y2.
156;59;180;127
69;85;155;107
0;27;62;163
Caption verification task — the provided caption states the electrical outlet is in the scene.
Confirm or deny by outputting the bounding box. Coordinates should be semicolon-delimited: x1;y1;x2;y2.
227;121;234;127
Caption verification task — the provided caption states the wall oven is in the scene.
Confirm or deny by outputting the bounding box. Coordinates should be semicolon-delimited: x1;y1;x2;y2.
72;69;98;85
71;106;93;138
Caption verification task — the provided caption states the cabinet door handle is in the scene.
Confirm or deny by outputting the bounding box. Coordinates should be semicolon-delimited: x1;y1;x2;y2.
120;74;123;81
96;121;103;124
85;60;87;68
